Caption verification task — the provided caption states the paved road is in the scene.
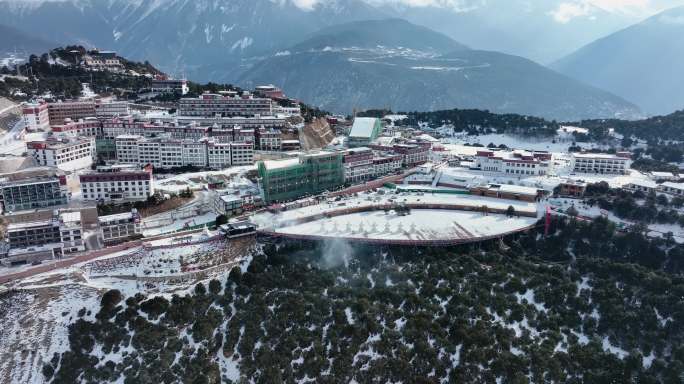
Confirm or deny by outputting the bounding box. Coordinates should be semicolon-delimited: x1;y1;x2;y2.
0;241;142;285
0;228;207;285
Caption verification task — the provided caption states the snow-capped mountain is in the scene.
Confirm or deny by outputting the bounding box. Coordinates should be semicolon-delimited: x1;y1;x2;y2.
0;0;645;119
0;0;387;79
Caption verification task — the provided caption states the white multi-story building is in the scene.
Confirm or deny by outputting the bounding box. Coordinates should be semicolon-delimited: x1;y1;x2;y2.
102;118;209;141
475;149;551;176
182;141;208;168
230;142;254;166
150;79;189;95
115;135;253;169
207;142;232;169
257;128;282;151
27;137;95;172
179;93;273;117
98;210;142;244
625;179;658;195
95;101;130;118
22;101;50;131
572;152;631;175
658;182;684;197
80;165;154;202
83;51;121;70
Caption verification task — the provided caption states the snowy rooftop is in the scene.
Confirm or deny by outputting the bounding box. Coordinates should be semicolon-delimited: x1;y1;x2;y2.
493;184;540;196
651;172;676;178
572;152;630;160
349;117;379;139
98;211;135;223
626;179;657;189
251;189;540;230
661;182;684;191
262;158;300;170
271;209;537;244
60;211;81;223
557;126;589;135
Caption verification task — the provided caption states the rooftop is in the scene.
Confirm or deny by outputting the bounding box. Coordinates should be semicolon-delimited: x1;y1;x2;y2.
661;182;684;190
628;179;658;188
98;211;136;222
349;117;379;139
219;195;243;203
262;158;300;170
60;211;81;223
573;152;630;160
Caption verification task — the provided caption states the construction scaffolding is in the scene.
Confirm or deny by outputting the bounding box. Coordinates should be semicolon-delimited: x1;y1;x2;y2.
258;151;344;203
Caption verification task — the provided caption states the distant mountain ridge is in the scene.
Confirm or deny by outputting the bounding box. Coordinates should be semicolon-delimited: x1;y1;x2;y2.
0;0;646;119
239;19;640;121
552;6;684;115
0;0;387;80
290;18;468;53
0;23;57;56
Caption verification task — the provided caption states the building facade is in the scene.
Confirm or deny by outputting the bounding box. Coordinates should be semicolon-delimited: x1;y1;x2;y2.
4;211;84;265
179;93;273;117
280;140;301;151
257;128;282;151
22;101;50;131
27;137;96;171
115;135;253;169
343;147;374;183
51;118;102;137
95;101;130;118
150;79;189;95
99;210;142;244
79;165;154;202
213;193;245;216
372;154;403;177
393;143;431;167
571;152;632;175
47;101;97;125
475;150;550;176
258;151;345;203
0;173;69;212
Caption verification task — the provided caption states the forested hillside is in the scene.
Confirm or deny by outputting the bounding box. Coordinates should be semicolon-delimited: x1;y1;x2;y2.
0;46;162;100
360;108;560;136
44;217;684;383
573;109;684;142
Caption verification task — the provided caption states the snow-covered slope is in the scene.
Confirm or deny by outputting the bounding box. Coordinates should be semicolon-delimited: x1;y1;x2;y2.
0;0;387;80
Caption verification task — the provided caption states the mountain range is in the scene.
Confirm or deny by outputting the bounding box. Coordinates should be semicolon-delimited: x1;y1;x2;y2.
0;0;386;79
552;6;684;115
238;19;638;120
2;0;682;119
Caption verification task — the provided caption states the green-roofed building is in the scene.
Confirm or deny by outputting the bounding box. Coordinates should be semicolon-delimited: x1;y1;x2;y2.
348;117;382;147
257;151;344;203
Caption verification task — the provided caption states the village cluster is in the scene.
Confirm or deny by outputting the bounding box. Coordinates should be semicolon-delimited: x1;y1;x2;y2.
0;52;682;272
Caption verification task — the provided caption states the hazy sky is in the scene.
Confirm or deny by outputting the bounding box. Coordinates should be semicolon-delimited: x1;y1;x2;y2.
296;0;684;22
